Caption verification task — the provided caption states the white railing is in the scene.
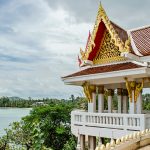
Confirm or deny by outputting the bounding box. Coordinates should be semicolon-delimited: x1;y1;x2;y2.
71;110;150;131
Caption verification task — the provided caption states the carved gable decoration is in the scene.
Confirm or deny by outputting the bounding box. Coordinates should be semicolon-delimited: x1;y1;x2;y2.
93;30;126;65
78;4;131;67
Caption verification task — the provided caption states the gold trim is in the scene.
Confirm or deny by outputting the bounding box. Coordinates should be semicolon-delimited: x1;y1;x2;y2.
82;82;96;103
123;37;131;53
93;31;126;65
124;78;144;102
98;4;124;51
80;3;129;64
93;56;125;64
134;79;144;102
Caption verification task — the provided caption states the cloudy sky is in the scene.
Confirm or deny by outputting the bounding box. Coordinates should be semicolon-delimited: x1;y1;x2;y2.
0;0;149;99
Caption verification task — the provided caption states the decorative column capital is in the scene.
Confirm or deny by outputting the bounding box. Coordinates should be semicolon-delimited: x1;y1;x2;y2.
97;85;104;94
134;81;144;102
82;82;96;103
108;89;114;96
124;77;144;102
124;77;136;102
117;88;122;96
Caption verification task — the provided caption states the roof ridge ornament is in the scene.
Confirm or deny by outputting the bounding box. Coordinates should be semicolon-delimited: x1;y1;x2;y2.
79;3;127;67
96;3;125;51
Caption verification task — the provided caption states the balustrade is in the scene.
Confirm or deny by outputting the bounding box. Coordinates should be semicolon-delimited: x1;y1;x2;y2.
72;111;150;131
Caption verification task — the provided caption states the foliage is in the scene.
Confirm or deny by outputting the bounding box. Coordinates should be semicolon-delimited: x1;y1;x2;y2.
0;132;10;150
1;94;150;150
0;94;89;108
76;97;88;110
0;96;33;108
23;103;74;150
3;120;46;150
142;94;150;110
0;96;86;150
62;135;77;150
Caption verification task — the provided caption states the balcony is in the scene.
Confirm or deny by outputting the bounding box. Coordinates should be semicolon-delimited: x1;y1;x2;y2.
71;110;150;139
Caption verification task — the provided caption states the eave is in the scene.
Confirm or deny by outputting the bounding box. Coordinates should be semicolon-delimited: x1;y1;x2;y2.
62;67;150;88
122;52;150;64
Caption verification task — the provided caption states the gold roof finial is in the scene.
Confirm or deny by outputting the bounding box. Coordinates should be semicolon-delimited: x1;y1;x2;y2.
98;1;106;18
79;2;126;64
99;1;102;9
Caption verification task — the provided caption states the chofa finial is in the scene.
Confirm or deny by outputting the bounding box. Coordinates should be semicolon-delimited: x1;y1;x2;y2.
99;1;103;9
100;1;102;5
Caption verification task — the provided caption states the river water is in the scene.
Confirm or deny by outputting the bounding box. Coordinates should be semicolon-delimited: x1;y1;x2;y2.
0;107;31;137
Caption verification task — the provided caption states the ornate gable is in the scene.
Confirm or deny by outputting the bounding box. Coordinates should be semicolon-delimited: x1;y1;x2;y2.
93;30;126;65
79;4;131;67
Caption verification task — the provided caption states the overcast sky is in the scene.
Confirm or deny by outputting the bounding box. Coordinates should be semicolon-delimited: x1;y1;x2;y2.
0;0;149;99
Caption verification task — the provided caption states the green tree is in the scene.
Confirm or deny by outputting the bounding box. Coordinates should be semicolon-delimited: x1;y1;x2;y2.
6;120;47;150
23;103;76;150
0;97;90;150
62;135;76;150
0;132;10;150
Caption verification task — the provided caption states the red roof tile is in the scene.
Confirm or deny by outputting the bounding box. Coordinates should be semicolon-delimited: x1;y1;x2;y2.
111;21;135;55
131;26;150;56
111;21;128;43
63;62;143;78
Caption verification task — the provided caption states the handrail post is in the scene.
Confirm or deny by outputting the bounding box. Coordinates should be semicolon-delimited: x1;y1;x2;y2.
140;114;145;130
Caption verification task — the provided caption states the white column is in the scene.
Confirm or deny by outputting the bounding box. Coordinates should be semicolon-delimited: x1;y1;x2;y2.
117;88;122;113
80;134;85;150
93;93;96;112
129;90;136;114
98;86;104;113
108;89;114;113
88;92;96;112
136;92;142;114
122;89;128;113
76;132;81;150
88;136;96;150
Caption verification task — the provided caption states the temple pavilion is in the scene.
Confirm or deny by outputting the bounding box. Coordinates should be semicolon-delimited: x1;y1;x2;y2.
62;4;150;150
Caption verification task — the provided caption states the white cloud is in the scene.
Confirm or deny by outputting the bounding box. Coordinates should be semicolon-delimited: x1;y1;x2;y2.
0;0;149;99
0;0;91;99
